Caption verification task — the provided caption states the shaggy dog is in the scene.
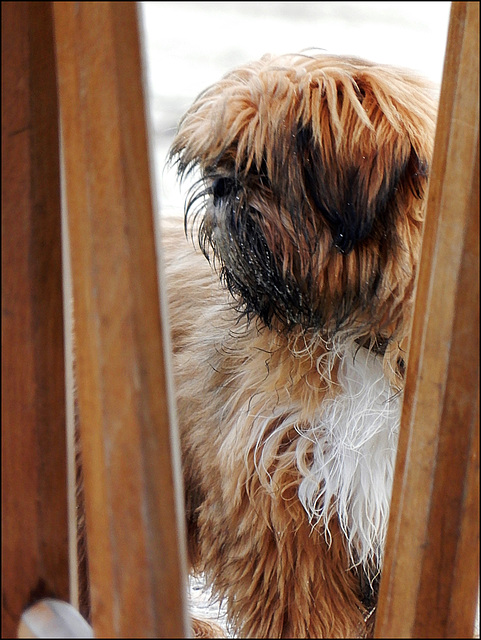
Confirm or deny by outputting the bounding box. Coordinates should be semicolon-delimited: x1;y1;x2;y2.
163;53;437;638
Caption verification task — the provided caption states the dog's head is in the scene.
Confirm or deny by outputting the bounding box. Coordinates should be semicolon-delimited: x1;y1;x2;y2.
170;53;437;372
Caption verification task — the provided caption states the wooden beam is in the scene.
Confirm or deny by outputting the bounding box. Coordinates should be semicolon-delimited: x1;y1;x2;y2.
53;2;191;637
1;2;70;637
375;2;479;637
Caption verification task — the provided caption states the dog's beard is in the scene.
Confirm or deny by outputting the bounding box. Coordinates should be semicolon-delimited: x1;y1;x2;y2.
189;178;321;331
184;158;424;355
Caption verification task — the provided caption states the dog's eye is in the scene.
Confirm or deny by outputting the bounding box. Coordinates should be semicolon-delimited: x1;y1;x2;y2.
212;177;237;204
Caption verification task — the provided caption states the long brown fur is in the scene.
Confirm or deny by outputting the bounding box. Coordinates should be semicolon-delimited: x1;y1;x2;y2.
163;53;437;637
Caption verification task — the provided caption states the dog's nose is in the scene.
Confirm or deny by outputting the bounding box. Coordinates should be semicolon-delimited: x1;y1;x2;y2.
333;229;355;255
331;221;360;255
333;231;348;254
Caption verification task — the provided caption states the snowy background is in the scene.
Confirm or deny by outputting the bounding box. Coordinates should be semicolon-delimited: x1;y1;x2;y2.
138;2;453;636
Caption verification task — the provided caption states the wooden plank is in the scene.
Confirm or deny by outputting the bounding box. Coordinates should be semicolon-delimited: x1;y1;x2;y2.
53;2;191;637
1;2;70;637
375;2;479;637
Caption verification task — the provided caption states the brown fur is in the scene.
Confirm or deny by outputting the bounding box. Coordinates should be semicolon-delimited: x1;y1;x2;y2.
163;53;437;637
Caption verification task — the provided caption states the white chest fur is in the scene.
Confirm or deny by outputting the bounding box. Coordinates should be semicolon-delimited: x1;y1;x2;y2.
298;347;401;574
246;345;401;576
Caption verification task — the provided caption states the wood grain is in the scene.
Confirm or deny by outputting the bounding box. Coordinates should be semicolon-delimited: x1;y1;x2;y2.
1;2;70;637
53;2;191;637
375;2;479;637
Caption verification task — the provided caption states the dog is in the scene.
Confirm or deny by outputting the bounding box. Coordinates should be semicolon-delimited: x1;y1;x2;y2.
163;53;437;638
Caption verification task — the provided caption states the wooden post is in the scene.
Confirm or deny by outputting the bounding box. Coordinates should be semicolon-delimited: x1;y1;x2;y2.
53;2;191;637
1;2;70;637
375;2;479;637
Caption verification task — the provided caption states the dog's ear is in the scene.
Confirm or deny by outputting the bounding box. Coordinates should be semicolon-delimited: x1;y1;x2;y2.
293;123;430;255
294;123;374;255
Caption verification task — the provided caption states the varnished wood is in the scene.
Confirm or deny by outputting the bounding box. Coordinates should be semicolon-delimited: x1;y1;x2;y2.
53;2;191;637
375;2;479;637
1;3;70;637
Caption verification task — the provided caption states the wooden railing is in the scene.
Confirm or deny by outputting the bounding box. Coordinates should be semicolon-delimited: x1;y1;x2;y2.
375;2;479;637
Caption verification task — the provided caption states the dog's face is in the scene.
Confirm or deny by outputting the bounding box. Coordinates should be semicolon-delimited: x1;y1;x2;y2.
170;54;437;361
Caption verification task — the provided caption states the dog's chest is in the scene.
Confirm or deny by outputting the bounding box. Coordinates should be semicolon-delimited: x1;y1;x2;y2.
228;345;402;573
300;348;401;570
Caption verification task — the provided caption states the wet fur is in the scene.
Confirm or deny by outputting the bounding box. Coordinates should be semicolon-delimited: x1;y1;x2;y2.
164;53;437;637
